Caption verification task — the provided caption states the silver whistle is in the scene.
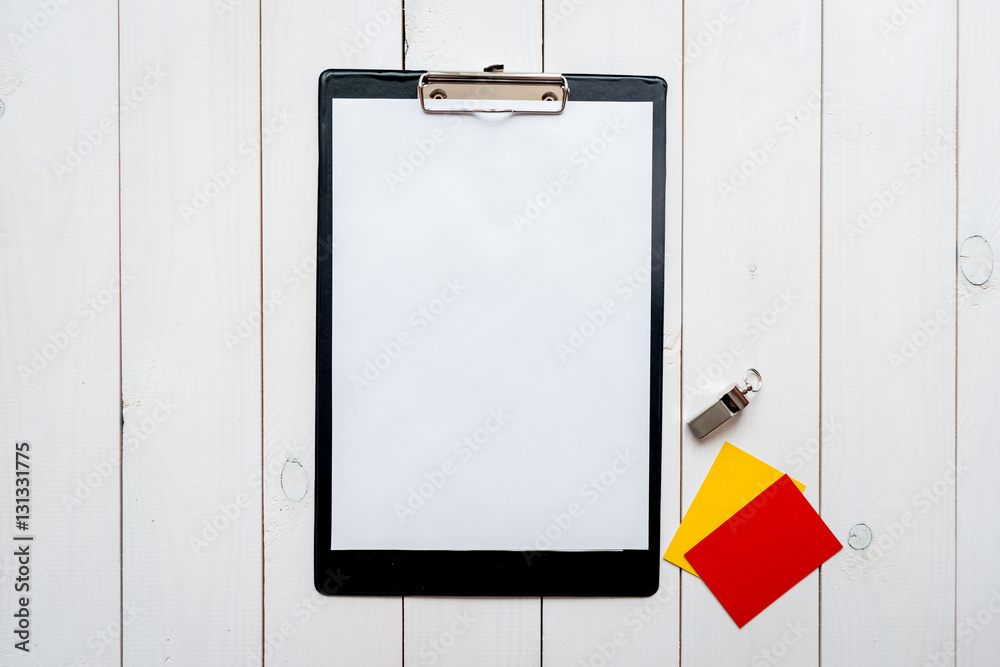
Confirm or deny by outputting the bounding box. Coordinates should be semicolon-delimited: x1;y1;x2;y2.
688;368;762;439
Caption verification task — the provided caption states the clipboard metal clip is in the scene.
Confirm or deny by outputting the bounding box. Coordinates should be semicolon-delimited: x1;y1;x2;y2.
418;70;569;114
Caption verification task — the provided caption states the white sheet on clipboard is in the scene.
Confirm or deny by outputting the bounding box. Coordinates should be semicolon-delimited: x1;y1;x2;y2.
330;97;655;551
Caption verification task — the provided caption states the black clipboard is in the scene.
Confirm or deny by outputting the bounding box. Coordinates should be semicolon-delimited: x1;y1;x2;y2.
316;69;666;596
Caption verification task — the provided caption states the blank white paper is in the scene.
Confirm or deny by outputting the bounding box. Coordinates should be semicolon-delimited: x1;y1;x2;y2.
330;97;655;550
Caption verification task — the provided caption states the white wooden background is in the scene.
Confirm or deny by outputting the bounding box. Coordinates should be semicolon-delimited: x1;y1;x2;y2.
1;0;996;664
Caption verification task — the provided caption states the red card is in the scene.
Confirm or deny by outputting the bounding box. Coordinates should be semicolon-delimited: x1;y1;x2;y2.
684;474;841;628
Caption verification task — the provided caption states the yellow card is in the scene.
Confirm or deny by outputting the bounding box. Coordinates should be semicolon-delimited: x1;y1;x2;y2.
664;442;805;577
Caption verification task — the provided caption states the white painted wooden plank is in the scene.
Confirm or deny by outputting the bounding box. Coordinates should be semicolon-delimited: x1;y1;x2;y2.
542;1;682;664
261;0;404;664
957;0;1000;663
821;1;957;664
679;1;822;665
400;2;542;664
404;598;539;667
0;1;120;664
119;1;262;663
404;0;541;72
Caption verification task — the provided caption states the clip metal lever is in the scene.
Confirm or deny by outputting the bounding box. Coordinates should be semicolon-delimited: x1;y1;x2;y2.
688;369;762;440
418;71;569;114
